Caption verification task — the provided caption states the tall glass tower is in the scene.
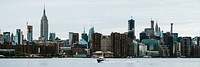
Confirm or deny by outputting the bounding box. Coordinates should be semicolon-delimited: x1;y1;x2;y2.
49;33;56;41
128;17;135;40
27;25;33;42
40;7;48;42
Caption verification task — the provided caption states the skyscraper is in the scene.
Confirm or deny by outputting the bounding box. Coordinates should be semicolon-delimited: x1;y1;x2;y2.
49;33;56;41
88;27;94;49
27;24;33;42
128;17;135;40
91;33;102;54
3;32;10;44
180;37;191;57
155;23;160;36
40;7;48;42
15;29;23;45
151;19;154;29
69;32;79;47
81;26;88;42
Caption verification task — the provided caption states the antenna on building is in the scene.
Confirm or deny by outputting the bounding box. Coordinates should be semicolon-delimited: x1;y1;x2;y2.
26;17;28;26
44;0;45;9
84;22;86;33
171;23;173;34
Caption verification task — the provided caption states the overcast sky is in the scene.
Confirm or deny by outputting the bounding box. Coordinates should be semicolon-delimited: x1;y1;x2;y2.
1;0;200;39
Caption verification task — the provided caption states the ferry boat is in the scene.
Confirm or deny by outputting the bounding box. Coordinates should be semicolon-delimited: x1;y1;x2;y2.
97;56;105;63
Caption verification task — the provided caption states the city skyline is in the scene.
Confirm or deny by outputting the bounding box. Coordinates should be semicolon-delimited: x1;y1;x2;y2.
1;0;200;39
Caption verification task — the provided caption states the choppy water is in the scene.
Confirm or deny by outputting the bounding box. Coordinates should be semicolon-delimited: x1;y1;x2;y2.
0;58;200;67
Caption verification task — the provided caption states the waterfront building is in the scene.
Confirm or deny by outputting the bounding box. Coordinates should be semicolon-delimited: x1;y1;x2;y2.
111;32;133;58
180;37;191;57
92;33;102;54
162;32;174;57
101;35;112;52
0;31;3;44
132;40;139;57
138;43;147;57
111;32;121;57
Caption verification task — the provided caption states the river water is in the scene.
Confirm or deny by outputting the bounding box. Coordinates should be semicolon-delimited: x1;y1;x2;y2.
0;58;200;67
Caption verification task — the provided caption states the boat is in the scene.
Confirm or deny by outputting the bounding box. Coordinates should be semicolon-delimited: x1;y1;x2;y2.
97;56;105;63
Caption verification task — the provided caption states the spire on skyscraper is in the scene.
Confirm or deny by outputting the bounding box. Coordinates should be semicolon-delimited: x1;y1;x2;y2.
155;22;159;36
42;5;47;19
43;5;46;16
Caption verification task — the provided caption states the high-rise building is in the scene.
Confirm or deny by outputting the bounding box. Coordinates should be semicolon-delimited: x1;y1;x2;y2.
155;23;159;36
40;7;48;42
72;33;79;45
88;27;94;42
144;28;154;38
111;32;121;57
128;17;135;40
82;33;88;42
10;33;14;43
27;25;33;42
191;37;200;57
111;32;133;58
180;37;191;57
88;27;94;49
3;32;10;44
171;33;178;43
92;33;102;53
151;19;154;29
0;31;3;44
69;32;79;47
81;26;88;42
162;32;174;57
49;33;56;41
15;29;23;45
69;32;73;46
140;32;148;42
101;35;112;52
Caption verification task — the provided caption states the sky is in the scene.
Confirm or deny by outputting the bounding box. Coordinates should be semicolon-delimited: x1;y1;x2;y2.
1;0;200;40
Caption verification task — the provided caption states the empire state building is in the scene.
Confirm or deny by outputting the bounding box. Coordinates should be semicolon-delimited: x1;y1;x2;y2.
40;7;48;42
